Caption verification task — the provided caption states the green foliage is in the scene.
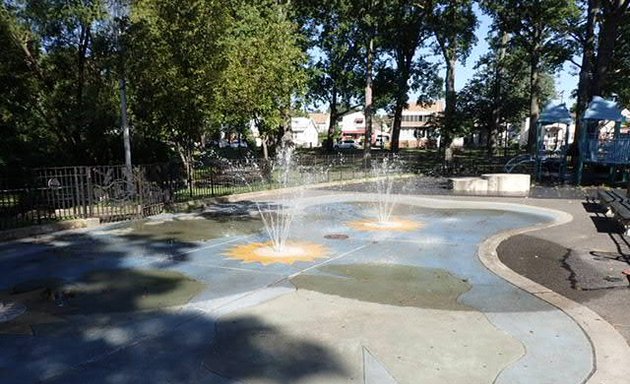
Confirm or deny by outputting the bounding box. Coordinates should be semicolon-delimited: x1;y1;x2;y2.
1;0;307;169
481;0;579;65
0;4;47;168
4;0;623;172
218;0;307;142
427;0;478;146
459;50;556;133
1;0;120;168
606;14;630;105
127;0;227;163
297;0;365;147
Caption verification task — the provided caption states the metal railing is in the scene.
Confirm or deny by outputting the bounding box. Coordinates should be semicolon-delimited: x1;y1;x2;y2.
0;152;515;230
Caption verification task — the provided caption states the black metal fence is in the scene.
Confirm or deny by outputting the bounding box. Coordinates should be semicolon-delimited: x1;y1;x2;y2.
0;152;509;231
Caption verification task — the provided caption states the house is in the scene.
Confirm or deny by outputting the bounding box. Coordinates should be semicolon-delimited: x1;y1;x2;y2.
520;116;576;150
339;111;390;145
398;101;445;148
290;117;320;148
308;113;331;134
340;111;366;141
248;117;320;148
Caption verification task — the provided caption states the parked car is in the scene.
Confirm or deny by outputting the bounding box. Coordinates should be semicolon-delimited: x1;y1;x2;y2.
333;139;361;150
208;139;228;148
229;140;248;148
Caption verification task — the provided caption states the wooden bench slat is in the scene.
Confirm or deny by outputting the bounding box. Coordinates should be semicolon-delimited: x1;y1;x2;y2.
597;190;626;205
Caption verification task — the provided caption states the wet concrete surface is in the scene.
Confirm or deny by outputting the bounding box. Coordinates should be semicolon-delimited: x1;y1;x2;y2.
204;289;524;384
0;269;204;336
291;264;471;311
125;214;262;243
0;191;603;383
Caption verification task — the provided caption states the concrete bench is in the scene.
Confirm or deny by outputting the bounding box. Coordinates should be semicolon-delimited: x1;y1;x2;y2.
597;189;626;216
609;199;630;235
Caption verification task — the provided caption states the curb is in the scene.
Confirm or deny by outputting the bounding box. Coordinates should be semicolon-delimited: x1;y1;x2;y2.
476;206;630;384
0;218;100;243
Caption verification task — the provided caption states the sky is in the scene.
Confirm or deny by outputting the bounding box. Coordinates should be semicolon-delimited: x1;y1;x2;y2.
308;5;581;111
445;6;579;104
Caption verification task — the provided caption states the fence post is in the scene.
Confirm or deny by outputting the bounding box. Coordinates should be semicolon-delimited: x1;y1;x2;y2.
86;167;93;217
210;166;215;197
188;165;193;199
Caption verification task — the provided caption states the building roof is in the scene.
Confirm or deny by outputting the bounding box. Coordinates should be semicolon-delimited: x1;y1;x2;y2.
402;100;445;113
539;101;573;125
583;96;623;122
309;113;330;125
290;117;316;132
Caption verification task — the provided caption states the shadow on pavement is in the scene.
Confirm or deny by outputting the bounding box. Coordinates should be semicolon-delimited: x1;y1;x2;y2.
0;215;346;383
204;315;349;383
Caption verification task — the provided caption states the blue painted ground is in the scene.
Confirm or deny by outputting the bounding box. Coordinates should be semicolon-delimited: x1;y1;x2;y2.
0;197;593;383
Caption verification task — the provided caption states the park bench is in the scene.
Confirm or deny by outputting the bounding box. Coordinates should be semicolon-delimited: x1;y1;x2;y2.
608;199;630;235
597;189;626;216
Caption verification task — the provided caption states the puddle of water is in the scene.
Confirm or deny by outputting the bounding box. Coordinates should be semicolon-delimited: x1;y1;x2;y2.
0;269;204;336
292;264;471;311
124;215;262;242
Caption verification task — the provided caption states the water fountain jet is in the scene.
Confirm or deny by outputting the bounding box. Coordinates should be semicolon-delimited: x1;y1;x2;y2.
225;146;329;264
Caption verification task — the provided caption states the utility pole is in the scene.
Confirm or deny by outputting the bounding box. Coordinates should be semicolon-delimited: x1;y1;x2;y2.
363;0;376;165
120;77;131;172
364;36;373;162
113;1;132;192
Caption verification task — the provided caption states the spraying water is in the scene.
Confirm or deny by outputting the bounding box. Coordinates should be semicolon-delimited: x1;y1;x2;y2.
256;147;300;252
225;146;331;264
371;156;401;224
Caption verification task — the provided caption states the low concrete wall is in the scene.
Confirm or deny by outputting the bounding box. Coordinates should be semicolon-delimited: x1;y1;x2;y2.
449;173;531;196
482;173;530;195
449;177;489;193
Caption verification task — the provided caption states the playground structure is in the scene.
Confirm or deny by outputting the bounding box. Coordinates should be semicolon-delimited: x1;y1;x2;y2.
505;101;574;181
577;96;628;185
535;101;574;181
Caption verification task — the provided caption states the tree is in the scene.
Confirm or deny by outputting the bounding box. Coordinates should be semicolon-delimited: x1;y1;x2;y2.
591;0;630;98
218;0;307;159
427;0;477;151
482;0;579;153
571;0;628;149
573;0;598;145
608;16;630;105
297;0;365;151
1;0;121;166
378;0;441;152
127;0;229;175
459;47;555;154
0;3;48;169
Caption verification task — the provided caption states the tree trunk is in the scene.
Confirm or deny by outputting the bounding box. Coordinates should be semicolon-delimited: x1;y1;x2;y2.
391;100;405;152
489;31;510;157
177;144;193;191
591;1;628;97
262;135;269;160
443;55;457;150
327;95;338;152
391;46;414;153
75;25;90;152
575;0;599;150
527;49;540;154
